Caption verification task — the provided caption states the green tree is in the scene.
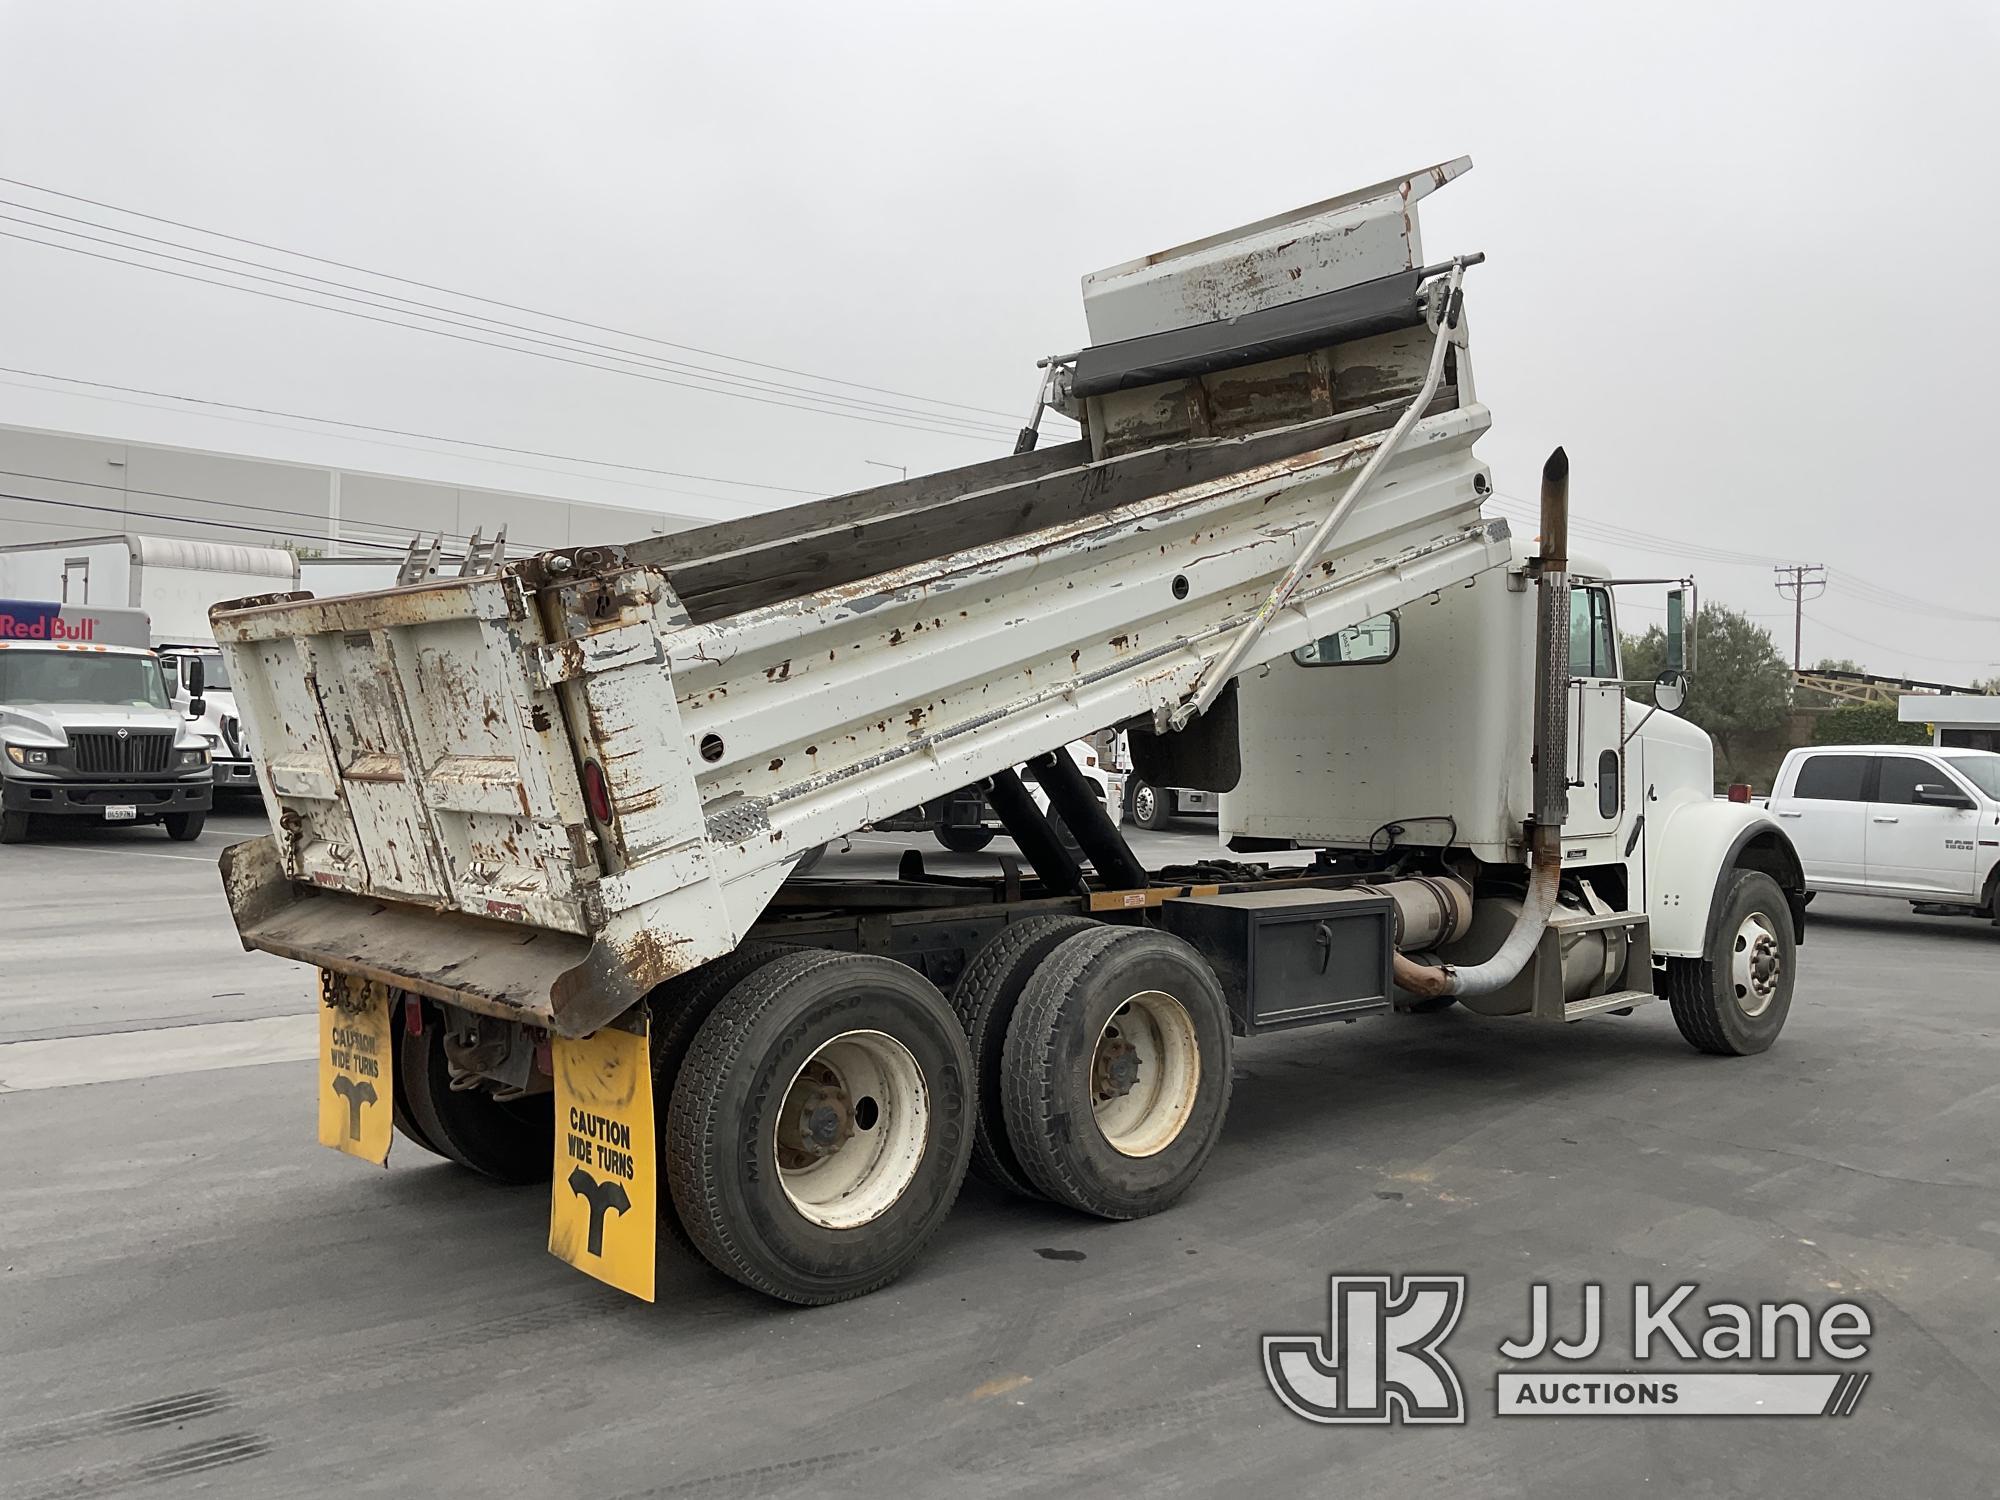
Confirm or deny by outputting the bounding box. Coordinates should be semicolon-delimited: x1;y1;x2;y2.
1623;604;1793;783
1815;702;1930;746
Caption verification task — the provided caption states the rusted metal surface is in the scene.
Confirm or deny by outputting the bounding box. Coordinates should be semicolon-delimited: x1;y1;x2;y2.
209;165;1514;1038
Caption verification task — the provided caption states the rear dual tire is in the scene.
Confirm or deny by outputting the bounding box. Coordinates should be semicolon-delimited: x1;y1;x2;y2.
665;950;974;1305
393;1003;553;1182
952;916;1099;1198
1000;926;1234;1220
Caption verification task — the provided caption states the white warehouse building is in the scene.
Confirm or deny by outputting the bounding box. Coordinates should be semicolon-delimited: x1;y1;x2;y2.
0;419;713;568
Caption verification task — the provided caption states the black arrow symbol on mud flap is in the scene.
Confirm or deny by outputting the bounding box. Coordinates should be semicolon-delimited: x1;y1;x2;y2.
330;1075;378;1140
568;1166;632;1257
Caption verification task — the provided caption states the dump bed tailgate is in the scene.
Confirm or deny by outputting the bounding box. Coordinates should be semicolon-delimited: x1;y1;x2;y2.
213;575;594;933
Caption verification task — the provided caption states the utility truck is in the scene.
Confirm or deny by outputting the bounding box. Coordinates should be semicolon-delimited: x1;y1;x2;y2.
210;158;1806;1307
0;600;213;843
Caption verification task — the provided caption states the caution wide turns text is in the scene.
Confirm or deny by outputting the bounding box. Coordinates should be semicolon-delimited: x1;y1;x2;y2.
317;975;393;1166
549;1017;656;1302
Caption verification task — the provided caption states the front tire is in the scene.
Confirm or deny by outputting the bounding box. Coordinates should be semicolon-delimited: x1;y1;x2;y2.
666;950;973;1304
0;810;29;845
1002;927;1233;1220
163;811;205;842
1665;869;1795;1056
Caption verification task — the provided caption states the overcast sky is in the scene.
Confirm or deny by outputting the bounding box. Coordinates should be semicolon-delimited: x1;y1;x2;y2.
2;1;1995;678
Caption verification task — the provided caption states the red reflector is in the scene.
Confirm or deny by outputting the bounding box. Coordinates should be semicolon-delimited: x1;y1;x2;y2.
583;758;614;822
1727;783;1752;804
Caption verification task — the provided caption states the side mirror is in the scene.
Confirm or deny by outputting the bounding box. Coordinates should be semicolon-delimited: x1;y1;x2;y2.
1914;783;1974;810
184;656;206;719
1653;670;1688;714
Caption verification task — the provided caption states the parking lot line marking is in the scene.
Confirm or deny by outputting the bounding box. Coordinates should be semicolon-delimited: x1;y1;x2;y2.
0;1014;316;1092
13;843;216;863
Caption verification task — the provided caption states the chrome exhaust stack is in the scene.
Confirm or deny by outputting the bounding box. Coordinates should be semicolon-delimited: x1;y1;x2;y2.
1393;447;1570;1000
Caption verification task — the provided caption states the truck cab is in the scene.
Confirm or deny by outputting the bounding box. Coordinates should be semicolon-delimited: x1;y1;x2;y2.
1767;745;2000;919
0;603;215;844
157;643;261;799
1225;548;1808;1001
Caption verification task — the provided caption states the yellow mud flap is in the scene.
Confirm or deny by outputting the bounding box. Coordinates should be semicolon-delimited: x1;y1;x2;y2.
316;971;393;1166
549;1011;656;1302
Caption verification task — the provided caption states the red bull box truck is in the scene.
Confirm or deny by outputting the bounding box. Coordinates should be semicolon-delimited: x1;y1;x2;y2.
211;158;1807;1305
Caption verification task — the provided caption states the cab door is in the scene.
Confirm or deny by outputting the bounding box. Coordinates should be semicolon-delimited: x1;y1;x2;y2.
1773;752;1872;888
1865;755;1982;898
1563;584;1626;850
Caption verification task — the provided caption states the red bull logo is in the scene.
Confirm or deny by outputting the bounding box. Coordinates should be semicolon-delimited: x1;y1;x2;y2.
0;600;148;648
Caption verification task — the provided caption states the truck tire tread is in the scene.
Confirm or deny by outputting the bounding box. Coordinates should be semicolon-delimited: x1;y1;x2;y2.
648;942;786;1252
1665;868;1794;1057
667;949;974;1305
1001;925;1233;1220
952;915;1099;1198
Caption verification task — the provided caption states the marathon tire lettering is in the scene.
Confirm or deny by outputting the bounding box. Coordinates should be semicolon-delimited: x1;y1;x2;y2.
567;1167;632;1256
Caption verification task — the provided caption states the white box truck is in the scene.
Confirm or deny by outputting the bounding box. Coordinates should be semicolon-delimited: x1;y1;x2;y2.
0;534;298;797
0;598;214;842
207;158;1808;1307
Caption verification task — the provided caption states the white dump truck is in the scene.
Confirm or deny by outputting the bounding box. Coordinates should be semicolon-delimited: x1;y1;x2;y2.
210;158;1806;1306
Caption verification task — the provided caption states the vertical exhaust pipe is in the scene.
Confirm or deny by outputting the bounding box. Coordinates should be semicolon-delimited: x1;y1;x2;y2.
1392;448;1570;1000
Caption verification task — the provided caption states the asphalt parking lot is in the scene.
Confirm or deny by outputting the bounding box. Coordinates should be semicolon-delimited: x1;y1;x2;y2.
2;808;1997;1498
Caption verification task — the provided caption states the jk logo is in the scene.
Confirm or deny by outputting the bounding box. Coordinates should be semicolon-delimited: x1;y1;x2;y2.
329;1075;377;1141
567;1167;632;1257
1264;1275;1467;1424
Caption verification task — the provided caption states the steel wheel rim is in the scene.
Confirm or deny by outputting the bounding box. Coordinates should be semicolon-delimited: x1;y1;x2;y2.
774;1029;929;1229
1133;784;1157;823
1090;989;1200;1158
1729;911;1782;1017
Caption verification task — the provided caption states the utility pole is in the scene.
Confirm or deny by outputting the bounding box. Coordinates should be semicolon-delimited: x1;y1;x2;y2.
1772;563;1826;670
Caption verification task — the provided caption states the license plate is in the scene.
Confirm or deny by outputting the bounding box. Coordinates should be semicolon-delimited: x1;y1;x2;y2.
317;972;394;1166
103;804;137;822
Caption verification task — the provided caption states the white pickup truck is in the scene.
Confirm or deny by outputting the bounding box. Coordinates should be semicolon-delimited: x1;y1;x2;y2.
1766;745;2000;920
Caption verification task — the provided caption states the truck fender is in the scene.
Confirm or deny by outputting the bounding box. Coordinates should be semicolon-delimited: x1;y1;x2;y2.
1645;801;1806;958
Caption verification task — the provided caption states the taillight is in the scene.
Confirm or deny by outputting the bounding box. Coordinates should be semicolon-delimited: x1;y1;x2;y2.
583;758;615;822
1727;783;1752;804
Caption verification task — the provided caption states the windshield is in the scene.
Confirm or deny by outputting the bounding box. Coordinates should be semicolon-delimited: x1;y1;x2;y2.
0;652;171;709
1947;753;2000;800
177;650;231;690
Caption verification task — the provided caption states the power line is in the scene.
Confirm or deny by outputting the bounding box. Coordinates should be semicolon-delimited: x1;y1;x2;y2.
1801;613;2000;669
0;201;1028;433
0;172;1031;422
0;365;818;498
0;486;420;552
0;227;1030;445
0;208;1021;438
1826;568;2000;625
0;468;563;554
